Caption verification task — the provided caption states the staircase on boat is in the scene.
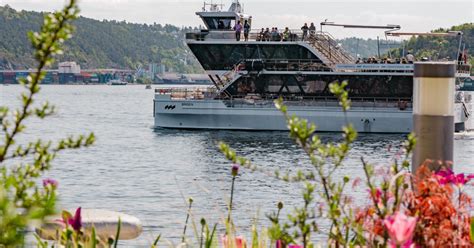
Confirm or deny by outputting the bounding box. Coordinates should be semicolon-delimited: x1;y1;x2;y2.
306;32;354;66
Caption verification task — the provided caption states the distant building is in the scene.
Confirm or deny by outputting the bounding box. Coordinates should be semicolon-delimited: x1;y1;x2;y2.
58;61;81;74
58;61;81;84
149;63;158;80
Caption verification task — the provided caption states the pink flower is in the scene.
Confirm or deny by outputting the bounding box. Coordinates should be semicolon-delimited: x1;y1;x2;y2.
42;178;58;188
288;245;303;248
276;240;282;248
368;188;383;203
221;235;246;248
383;212;416;247
389;239;415;248
435;169;474;187
352;177;362;188
64;207;82;232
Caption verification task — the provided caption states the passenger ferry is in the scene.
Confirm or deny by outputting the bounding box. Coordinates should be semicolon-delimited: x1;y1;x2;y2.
153;0;473;133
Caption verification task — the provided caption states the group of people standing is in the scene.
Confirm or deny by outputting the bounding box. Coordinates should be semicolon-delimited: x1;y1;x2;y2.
300;23;317;40
233;21;317;42
355;52;416;64
256;23;317;42
257;27;292;41
233;20;251;41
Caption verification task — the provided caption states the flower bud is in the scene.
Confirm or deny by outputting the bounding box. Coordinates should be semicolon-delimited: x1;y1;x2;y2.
43;178;58;188
231;164;239;177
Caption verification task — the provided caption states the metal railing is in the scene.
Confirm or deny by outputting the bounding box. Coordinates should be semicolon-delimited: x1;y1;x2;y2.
306;32;354;65
155;87;218;100
223;95;413;109
457;64;472;75
259;59;332;72
186;29;355;68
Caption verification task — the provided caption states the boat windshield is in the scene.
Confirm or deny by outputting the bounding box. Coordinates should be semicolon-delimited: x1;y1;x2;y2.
203;17;234;30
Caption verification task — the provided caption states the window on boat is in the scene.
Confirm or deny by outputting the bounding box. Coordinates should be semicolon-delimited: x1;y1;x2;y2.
227;74;413;100
203;17;234;30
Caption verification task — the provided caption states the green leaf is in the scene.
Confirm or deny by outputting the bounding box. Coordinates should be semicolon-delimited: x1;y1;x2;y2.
91;227;97;248
114;217;121;248
152;234;161;247
61;210;72;224
470;217;474;244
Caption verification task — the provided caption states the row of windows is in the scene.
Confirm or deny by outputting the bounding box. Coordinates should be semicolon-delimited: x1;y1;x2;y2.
189;44;319;70
226;74;413;98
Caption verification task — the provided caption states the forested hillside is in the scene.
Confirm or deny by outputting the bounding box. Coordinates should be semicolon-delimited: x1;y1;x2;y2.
0;4;472;73
390;23;473;67
0;5;202;72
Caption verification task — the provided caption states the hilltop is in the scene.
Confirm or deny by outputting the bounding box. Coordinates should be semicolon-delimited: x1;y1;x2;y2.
0;5;472;73
390;23;474;66
0;5;202;72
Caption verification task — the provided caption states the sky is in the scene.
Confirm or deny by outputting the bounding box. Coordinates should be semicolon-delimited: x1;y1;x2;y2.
0;0;473;39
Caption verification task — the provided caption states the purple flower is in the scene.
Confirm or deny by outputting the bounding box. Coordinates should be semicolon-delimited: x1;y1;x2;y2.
68;207;82;232
42;178;58;188
231;164;239;177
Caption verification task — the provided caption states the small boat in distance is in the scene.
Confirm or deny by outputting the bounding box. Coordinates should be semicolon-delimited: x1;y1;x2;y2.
109;79;127;86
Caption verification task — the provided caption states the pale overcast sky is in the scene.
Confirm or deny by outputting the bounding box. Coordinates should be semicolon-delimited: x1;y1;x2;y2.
1;0;472;38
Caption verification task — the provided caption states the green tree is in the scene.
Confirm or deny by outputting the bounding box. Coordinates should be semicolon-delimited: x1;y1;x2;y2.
0;5;203;73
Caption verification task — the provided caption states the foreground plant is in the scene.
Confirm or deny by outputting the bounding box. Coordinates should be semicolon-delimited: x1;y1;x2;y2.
219;81;474;247
0;0;95;245
220;81;361;247
383;212;416;247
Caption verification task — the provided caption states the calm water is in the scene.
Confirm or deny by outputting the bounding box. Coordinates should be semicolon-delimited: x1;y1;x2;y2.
1;85;474;246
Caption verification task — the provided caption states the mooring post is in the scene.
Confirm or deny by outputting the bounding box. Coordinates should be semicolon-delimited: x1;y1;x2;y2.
412;62;456;172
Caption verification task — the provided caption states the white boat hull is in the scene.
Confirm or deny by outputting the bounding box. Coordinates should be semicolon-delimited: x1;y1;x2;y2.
154;95;417;133
154;93;474;133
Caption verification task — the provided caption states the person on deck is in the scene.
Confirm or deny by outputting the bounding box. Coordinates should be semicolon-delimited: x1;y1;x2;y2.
309;23;316;36
264;28;270;41
258;28;265;41
301;23;309;41
283;27;291;41
217;20;225;30
271;27;278;41
243;20;251;41
233;21;242;41
406;52;414;64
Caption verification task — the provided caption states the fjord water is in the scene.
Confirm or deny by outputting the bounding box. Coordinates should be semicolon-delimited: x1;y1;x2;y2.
1;85;474;246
